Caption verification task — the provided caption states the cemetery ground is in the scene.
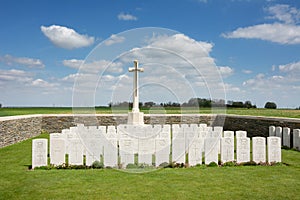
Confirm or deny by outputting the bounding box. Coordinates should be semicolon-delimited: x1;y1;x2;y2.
0;134;299;199
0;107;299;118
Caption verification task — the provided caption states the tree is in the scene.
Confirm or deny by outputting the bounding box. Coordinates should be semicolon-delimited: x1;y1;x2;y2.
264;102;277;109
244;101;252;109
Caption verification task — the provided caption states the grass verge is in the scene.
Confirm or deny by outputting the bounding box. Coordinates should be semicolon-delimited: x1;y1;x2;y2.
0;107;299;118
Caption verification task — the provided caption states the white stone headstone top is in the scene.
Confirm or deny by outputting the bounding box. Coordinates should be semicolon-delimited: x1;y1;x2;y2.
269;126;276;136
282;127;291;148
293;129;300;150
236;131;247;138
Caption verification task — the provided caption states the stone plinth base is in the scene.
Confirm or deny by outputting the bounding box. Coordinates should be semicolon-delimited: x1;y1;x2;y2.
127;112;144;125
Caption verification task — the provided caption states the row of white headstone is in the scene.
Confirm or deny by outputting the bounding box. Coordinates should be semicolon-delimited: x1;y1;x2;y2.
32;124;282;169
269;126;300;150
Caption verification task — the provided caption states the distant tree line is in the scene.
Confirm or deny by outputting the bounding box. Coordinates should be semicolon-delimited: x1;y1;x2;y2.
108;98;258;109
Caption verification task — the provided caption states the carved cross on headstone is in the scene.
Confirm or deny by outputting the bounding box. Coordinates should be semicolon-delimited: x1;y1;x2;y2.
128;60;144;113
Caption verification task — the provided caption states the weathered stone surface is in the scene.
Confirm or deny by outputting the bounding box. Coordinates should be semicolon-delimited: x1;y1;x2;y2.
1;114;300;148
204;137;218;165
50;133;66;165
252;137;266;163
293;129;300;150
282;127;291;148
32;138;48;169
236;137;250;163
221;137;234;163
267;136;281;163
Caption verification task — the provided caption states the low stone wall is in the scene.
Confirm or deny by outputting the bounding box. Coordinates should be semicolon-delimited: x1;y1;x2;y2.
1;114;299;148
0;115;43;148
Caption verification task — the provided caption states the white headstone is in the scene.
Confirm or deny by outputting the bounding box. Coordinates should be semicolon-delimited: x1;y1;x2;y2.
204;138;218;165
267;136;281;163
213;126;223;134
68;139;84;165
236;137;250;163
188;138;203;166
104;139;118;167
252;137;266;163
223;131;234;138
155;139;170;166
85;130;104;166
293;129;300;150
32;139;48;169
199;123;207;132
221;137;234;163
138;138;154;165
269;126;276;136
275;127;282;144
236;131;247;138
185;126;196;152
199;131;207;139
119;139;135;167
282;127;291;148
207;126;213;133
50;133;66;166
172;131;185;163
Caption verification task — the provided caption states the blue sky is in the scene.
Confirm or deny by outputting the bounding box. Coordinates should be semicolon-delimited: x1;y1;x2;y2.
0;0;299;108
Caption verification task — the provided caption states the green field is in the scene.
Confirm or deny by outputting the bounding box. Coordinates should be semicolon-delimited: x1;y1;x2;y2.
0;134;299;199
0;107;299;118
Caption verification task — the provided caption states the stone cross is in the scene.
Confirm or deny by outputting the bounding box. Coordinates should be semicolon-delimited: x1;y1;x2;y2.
128;60;144;113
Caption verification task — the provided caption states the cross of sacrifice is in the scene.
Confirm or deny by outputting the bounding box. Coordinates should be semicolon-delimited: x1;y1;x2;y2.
128;60;144;113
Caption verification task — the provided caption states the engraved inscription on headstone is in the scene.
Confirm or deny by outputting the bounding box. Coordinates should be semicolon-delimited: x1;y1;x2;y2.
236;131;247;138
267;136;281;163
104;139;118;167
119;139;135;167
155;138;170;166
221;137;234;163
68;139;84;165
188;138;203;166
204;138;218;165
252;137;266;163
50;133;66;165
236;137;250;163
32;139;48;169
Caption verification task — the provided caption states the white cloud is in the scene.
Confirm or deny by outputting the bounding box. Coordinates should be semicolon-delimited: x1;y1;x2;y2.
31;78;58;88
118;13;137;21
218;66;234;77
222;4;300;45
63;59;123;74
241;61;300;107
278;61;300;74
62;59;83;69
265;4;300;24
222;23;300;44
92;33;227;105
0;69;32;83
104;34;125;46
0;54;45;68
41;25;95;49
242;69;252;74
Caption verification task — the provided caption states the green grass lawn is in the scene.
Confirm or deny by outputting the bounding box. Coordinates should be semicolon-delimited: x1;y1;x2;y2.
0;107;299;118
0;134;299;199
